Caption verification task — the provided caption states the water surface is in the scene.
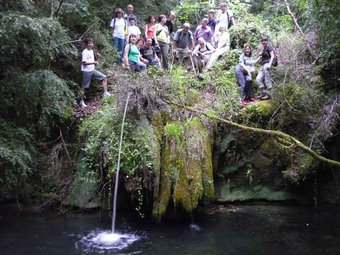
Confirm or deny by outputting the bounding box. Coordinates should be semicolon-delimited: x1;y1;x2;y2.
0;205;339;255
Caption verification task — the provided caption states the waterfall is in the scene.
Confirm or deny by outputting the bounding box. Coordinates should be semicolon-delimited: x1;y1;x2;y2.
112;92;131;233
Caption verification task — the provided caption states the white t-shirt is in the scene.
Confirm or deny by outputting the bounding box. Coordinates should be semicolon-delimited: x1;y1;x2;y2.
110;18;126;39
217;10;233;27
81;48;95;72
128;25;141;37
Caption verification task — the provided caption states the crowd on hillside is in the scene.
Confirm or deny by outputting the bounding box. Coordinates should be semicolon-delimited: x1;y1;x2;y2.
80;3;276;108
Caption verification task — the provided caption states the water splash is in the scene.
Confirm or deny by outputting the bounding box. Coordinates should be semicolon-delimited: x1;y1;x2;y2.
112;92;131;233
75;230;140;253
189;224;202;231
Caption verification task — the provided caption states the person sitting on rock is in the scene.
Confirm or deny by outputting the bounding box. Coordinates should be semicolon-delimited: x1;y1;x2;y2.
172;23;194;69
123;34;148;72
192;37;215;74
140;37;161;67
205;25;230;70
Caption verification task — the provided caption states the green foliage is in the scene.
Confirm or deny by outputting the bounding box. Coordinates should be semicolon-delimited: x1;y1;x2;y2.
310;0;340;59
1;70;75;136
0;13;77;70
0;118;35;192
79;101;158;197
164;121;183;144
174;2;209;26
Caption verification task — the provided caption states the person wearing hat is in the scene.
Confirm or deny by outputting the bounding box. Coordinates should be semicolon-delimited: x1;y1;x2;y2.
172;23;194;69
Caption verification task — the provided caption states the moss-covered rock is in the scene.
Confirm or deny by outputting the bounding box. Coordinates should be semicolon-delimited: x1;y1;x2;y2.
152;117;215;220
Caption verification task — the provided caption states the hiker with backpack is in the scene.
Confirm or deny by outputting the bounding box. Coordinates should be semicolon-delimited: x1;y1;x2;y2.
216;2;236;29
110;8;128;65
172;23;194;70
255;36;276;100
155;15;170;69
192;37;215;74
123;34;147;72
235;44;255;106
79;37;111;108
215;2;235;48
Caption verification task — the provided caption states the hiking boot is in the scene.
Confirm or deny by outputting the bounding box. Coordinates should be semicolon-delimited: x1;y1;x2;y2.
260;94;270;100
80;100;87;108
103;91;111;97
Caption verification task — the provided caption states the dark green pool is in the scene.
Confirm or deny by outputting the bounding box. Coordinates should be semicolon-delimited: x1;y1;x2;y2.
0;205;339;255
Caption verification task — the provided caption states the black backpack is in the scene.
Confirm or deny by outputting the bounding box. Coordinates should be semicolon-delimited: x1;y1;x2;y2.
263;46;278;66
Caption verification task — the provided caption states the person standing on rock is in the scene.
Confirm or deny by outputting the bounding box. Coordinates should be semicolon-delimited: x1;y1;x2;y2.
80;37;110;108
255;36;275;100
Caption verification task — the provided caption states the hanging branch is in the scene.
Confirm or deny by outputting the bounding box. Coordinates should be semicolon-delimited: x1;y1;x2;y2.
57;20;100;46
167;100;340;168
283;0;315;60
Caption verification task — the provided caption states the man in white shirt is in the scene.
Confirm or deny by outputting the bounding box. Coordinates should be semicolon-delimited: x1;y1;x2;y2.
80;37;110;108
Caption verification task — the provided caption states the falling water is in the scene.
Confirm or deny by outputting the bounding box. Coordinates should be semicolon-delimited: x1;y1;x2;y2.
112;92;131;233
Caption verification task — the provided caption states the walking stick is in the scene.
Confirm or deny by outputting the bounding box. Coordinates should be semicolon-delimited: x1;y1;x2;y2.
189;54;197;76
170;53;175;71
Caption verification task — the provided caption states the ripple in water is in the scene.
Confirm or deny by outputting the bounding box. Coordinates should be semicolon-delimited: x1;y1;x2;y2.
75;230;141;253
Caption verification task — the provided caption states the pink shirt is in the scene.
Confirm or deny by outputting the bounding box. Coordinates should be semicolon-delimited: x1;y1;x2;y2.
146;24;155;38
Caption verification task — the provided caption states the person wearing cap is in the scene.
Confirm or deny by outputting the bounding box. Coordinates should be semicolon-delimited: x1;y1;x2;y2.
207;9;217;33
194;18;214;45
172;23;194;69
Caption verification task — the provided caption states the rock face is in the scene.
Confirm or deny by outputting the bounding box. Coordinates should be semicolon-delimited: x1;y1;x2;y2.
67;95;339;218
152;117;214;221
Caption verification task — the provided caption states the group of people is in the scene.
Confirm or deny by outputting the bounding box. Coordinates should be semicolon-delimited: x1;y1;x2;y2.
79;3;275;108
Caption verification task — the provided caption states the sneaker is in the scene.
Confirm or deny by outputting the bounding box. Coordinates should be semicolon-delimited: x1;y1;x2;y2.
80;100;87;108
247;97;256;102
103;91;111;97
260;94;270;100
241;100;248;107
